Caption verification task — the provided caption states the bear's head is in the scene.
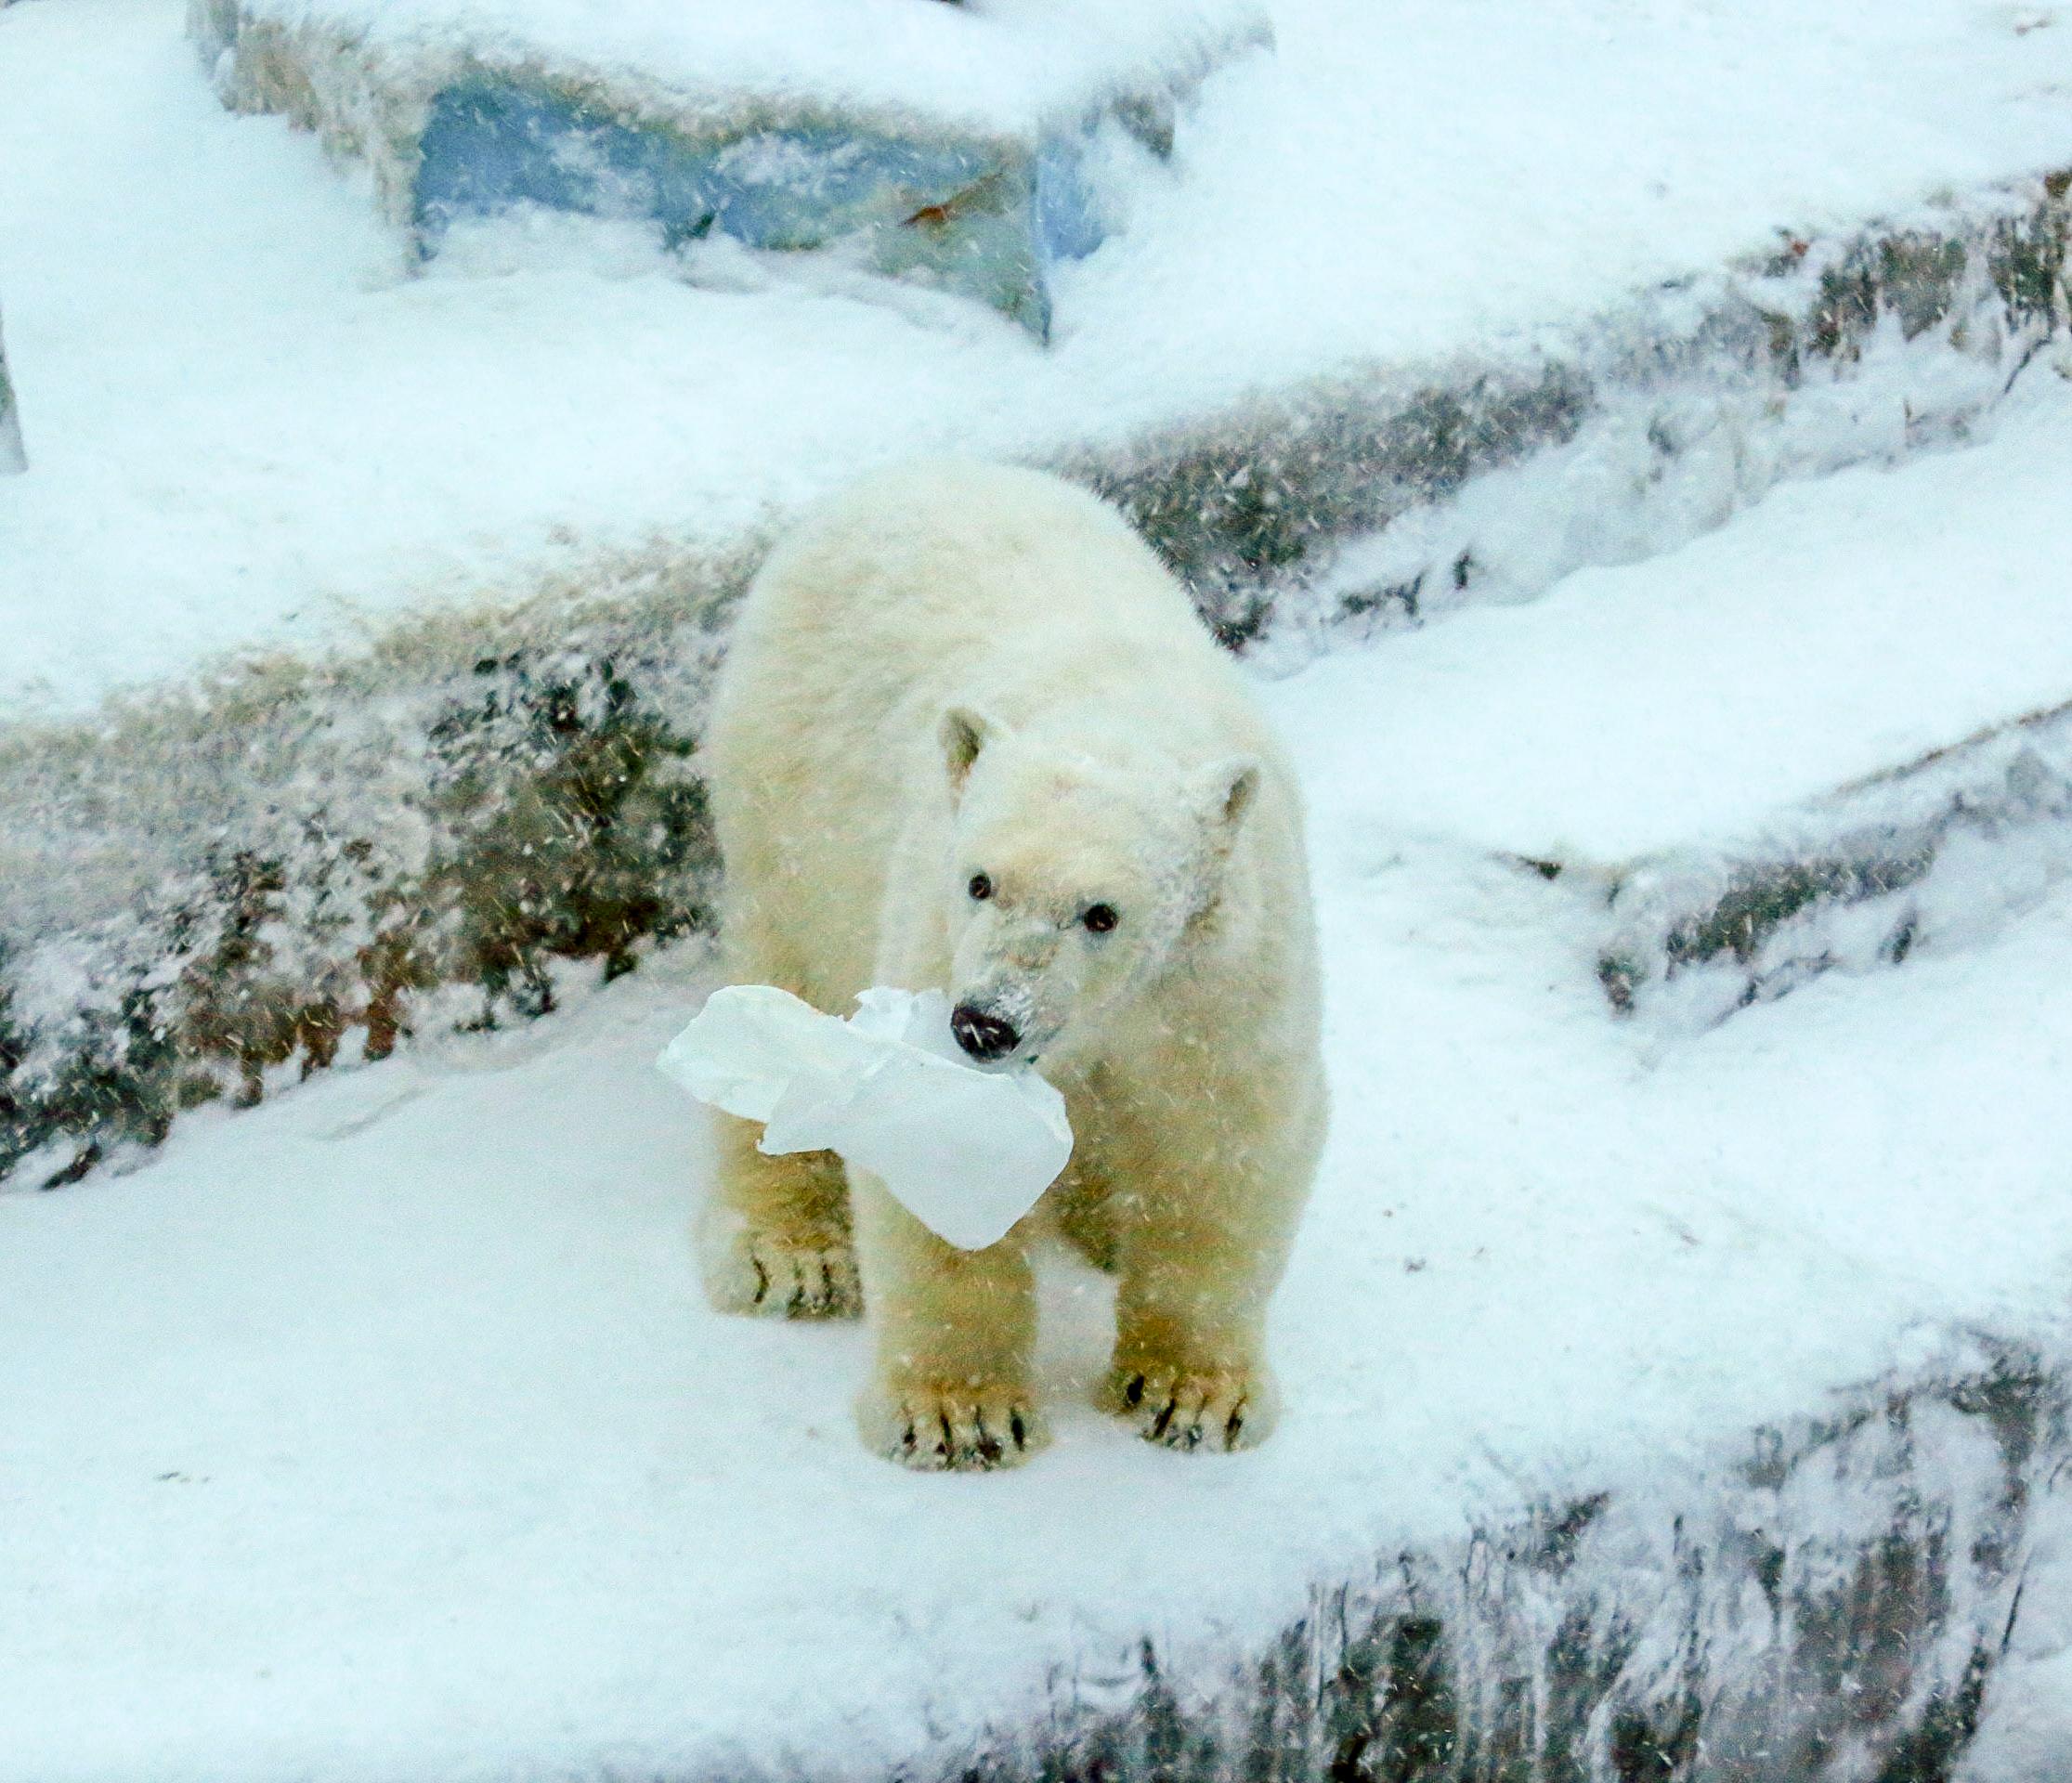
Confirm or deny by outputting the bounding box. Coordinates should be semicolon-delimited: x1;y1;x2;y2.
936;706;1258;1067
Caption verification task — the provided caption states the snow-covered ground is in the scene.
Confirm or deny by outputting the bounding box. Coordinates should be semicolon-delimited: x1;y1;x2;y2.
7;767;2072;1781
3;0;2071;715
9;385;2072;1774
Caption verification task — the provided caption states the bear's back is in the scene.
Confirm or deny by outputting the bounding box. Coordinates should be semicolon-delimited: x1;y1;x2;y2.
799;461;1184;628
724;461;1251;752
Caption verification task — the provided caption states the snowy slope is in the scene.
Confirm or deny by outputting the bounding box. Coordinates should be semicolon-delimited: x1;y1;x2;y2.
3;0;2071;714
7;749;2072;1779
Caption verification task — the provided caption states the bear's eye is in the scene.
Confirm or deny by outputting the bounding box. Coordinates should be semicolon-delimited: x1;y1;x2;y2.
1082;903;1119;934
968;873;994;902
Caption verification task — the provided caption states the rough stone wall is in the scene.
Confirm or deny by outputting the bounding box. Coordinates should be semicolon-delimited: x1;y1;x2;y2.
1076;177;2069;648
2;550;740;1187
934;1345;2063;1783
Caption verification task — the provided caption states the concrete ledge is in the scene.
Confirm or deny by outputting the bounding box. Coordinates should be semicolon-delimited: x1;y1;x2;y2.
186;0;1270;335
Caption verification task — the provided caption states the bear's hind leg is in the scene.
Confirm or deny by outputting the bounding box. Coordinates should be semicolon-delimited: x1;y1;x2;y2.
700;1126;861;1319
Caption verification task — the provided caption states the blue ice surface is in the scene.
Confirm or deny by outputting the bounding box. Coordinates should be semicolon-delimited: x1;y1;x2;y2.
412;76;1114;336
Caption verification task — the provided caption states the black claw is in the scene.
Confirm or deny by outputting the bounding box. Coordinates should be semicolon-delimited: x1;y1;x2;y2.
901;1421;920;1457
935;1412;954;1462
819;1260;834;1305
975;1415;1003;1467
1124;1375;1145;1408
1225;1409;1245;1447
749;1258;771;1306
1149;1399;1176;1440
1010;1410;1028;1449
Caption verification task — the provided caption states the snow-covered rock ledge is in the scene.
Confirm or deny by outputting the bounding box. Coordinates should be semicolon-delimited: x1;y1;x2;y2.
2;174;2068;1191
9;945;2071;1783
1591;698;2072;1034
186;0;1272;335
952;1344;2063;1783
1088;172;2071;646
11;857;2072;1778
1279;353;2072;1039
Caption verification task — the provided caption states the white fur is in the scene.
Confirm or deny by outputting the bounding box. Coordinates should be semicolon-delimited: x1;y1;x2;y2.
698;461;1326;1469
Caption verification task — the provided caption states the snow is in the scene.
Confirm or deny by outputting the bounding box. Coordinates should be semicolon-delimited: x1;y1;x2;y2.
1285;361;2072;866
227;0;1270;141
8;730;2072;1778
5;0;2072;717
0;300;24;474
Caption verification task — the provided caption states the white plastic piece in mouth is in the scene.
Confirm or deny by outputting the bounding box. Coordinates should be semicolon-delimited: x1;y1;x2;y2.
658;984;1074;1252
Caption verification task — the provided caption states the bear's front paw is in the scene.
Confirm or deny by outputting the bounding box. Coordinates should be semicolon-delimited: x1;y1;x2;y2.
703;1225;862;1320
860;1381;1047;1472
1101;1361;1278;1453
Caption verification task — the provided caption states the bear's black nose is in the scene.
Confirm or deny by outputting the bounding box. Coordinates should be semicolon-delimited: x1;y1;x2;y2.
950;1004;1020;1062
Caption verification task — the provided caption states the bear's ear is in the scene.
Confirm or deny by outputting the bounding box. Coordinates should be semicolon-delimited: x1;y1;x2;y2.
1195;755;1262;839
939;706;1001;799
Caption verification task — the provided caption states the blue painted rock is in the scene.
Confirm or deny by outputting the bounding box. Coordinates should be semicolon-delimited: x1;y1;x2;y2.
188;0;1272;336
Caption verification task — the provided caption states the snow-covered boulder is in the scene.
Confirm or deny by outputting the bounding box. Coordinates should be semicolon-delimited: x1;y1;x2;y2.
186;0;1271;334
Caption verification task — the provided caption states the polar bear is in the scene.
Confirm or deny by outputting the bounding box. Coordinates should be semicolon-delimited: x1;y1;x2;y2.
697;461;1325;1470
